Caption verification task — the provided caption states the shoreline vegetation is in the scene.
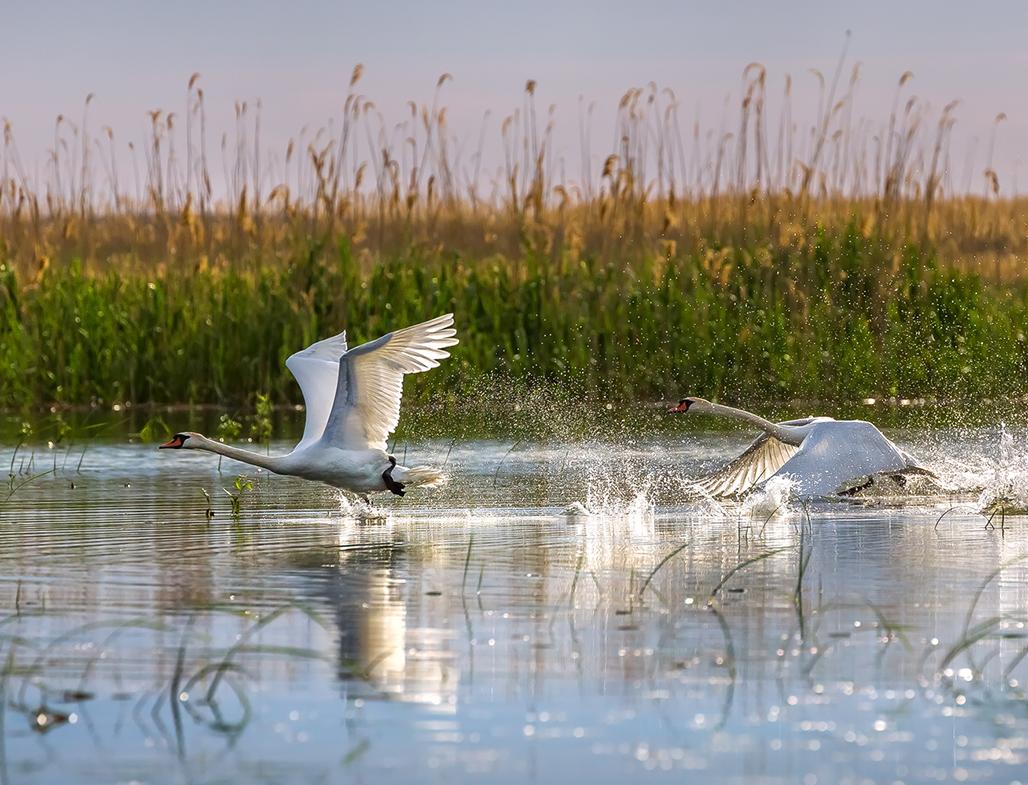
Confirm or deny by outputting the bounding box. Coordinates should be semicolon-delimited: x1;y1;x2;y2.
2;64;1027;411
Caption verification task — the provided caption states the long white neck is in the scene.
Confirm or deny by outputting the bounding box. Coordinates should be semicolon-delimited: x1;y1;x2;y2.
190;436;287;473
705;403;806;445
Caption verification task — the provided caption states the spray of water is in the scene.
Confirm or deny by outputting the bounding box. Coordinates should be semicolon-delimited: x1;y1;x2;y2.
741;475;799;518
973;426;1028;515
337;492;389;522
582;472;657;518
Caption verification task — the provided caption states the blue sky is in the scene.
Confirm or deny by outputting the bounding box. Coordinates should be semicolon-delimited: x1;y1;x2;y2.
5;1;1027;194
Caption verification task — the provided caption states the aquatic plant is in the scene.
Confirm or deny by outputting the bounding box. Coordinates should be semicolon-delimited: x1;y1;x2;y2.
223;474;254;517
0;220;1025;412
137;414;171;443
1;64;1026;410
215;413;243;442
200;487;214;519
214;413;244;471
249;394;273;451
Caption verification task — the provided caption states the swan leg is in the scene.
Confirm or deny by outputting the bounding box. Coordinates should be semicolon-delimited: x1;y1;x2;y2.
382;456;406;497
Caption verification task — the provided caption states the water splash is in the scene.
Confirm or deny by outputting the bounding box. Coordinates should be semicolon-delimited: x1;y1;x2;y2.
584;481;655;519
974;426;1028;516
337;492;389;522
741;475;798;518
573;470;657;520
562;501;594;518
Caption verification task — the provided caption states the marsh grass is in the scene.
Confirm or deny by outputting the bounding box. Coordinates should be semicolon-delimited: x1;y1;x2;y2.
0;603;332;746
2;64;1028;409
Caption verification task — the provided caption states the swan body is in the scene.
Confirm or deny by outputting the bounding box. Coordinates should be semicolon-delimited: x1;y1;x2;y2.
670;397;935;499
161;314;458;496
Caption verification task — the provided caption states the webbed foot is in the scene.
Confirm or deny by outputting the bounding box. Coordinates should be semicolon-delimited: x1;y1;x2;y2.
382;456;406;497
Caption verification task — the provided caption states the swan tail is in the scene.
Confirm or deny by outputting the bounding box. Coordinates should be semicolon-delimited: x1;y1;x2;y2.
396;465;447;488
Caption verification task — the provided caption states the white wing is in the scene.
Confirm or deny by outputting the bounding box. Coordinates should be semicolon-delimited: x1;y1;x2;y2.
773;421;914;497
695;418;815;497
285;330;348;451
320;314;458;451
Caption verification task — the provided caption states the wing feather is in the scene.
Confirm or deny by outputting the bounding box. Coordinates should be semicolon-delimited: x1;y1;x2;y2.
285;330;348;450
695;418;815;498
321;314;458;450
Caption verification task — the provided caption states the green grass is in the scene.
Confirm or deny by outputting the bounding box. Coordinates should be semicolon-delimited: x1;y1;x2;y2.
1;224;1026;411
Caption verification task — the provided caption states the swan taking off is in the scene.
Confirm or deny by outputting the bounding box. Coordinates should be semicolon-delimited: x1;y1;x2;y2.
160;314;458;498
670;397;936;499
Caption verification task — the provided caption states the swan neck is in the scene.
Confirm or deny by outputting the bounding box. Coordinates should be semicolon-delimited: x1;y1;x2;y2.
196;438;284;472
709;403;803;445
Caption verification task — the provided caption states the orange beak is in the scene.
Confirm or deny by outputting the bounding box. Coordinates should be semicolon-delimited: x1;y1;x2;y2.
668;400;691;413
159;435;185;449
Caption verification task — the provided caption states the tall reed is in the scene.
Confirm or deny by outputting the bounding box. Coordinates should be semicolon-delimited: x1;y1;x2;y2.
1;63;1026;409
1;64;1025;280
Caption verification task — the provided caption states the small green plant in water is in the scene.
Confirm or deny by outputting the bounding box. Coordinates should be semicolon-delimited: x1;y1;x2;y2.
200;487;215;519
223;475;255;518
250;394;273;454
52;412;72;445
215;414;243;472
139;415;171;444
9;421;32;485
216;414;243;442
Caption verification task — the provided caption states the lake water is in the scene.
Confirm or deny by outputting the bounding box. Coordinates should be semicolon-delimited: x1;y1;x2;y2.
2;417;1028;784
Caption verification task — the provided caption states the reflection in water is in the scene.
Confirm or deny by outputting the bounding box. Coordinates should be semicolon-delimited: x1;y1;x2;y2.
325;530;459;709
0;431;1027;783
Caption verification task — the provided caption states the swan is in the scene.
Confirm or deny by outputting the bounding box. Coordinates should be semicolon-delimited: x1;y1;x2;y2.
160;313;458;498
669;397;936;498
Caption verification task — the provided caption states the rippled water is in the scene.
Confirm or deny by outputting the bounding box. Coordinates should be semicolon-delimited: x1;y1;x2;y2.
1;422;1028;784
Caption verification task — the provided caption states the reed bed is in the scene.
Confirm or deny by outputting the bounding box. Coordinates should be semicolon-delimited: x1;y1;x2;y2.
1;64;1026;409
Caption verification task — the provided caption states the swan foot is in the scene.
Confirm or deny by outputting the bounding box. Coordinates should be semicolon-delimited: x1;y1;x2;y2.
840;476;874;496
383;456;406;497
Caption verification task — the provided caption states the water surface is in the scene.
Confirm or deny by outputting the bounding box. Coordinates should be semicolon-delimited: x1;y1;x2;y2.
1;424;1027;784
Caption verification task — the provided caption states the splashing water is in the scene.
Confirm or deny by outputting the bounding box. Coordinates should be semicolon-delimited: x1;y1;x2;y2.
337;492;389;522
974;426;1028;515
562;501;594;518
578;471;656;520
741;475;798;518
583;478;655;518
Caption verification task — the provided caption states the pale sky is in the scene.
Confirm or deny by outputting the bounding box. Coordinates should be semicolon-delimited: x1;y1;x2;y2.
4;1;1027;197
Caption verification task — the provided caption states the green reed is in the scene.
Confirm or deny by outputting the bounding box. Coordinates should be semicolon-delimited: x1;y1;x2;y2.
0;223;1025;411
1;63;1027;414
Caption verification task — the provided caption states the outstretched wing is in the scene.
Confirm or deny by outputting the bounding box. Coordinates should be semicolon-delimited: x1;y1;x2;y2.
773;422;921;497
320;314;458;451
285;330;348;451
694;418;815;498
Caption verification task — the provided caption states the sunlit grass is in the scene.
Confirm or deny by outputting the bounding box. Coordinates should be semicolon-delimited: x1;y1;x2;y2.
1;63;1026;408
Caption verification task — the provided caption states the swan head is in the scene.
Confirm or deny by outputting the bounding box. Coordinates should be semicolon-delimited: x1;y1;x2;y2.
668;397;714;414
159;431;202;449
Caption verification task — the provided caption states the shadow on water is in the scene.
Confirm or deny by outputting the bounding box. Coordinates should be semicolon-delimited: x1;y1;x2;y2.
0;425;1027;782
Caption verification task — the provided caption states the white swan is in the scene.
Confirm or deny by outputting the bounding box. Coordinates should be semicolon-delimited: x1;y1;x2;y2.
670;397;936;498
160;314;458;497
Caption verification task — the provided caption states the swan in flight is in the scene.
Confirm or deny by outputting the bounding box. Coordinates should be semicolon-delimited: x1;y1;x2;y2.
160;314;458;498
669;397;936;498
